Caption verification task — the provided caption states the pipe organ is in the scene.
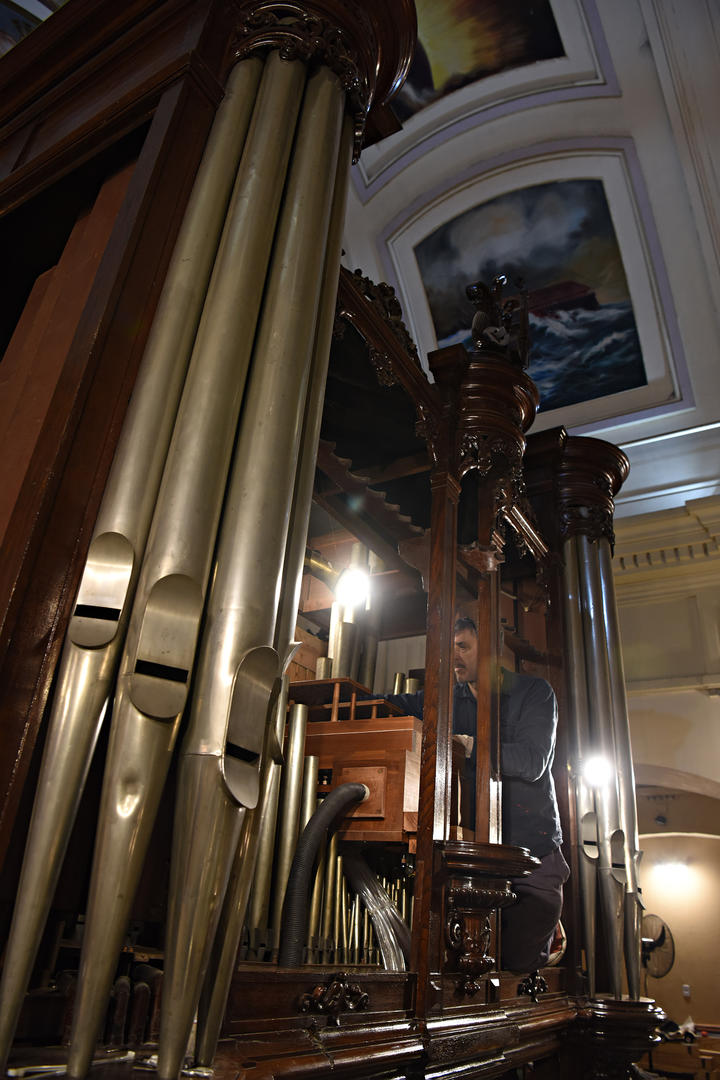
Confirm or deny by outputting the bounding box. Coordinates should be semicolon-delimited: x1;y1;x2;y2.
0;2;661;1078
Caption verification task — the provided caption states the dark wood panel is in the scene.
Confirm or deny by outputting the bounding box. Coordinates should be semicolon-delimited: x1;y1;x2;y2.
0;1;220;206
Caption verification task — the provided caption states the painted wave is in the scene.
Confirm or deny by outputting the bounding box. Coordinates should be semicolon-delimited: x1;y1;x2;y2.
438;301;646;413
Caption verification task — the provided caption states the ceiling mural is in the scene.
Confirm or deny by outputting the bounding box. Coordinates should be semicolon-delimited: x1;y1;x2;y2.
414;178;647;414
392;0;565;123
0;1;39;56
0;0;65;58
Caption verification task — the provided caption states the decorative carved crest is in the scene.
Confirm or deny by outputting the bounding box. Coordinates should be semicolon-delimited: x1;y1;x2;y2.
368;346;398;387
299;973;369;1025
559;505;616;549
517;970;549;1003
232;3;371;154
466;274;529;368
351;270;421;369
415;401;441;466
457;432;524;480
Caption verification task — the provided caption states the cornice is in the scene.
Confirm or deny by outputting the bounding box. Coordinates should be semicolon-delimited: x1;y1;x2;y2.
612;494;720;602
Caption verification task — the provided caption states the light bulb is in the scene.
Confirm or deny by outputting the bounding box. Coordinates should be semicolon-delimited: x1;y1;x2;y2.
581;754;614;788
334;566;370;610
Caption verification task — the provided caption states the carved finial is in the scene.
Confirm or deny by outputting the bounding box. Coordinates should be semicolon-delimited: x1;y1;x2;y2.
465;274;529;369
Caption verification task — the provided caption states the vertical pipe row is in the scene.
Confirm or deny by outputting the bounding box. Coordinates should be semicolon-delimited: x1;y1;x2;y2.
0;56;264;1073
66;51;307;1079
156;62;347;1079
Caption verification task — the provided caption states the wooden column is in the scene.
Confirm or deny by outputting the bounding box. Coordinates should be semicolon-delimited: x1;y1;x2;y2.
413;279;543;1017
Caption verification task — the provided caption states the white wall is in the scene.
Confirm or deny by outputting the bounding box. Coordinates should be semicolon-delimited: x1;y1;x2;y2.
639;834;720;1028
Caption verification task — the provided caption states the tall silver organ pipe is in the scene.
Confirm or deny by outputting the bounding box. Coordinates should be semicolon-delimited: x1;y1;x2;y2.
301;756;320;830
66;51;305;1079
194;675;289;1066
0;56;263;1073
157;64;347;1079
194;112;352;1062
270;704;310;957
597;538;643;999
562;535;599;996
577;534;625;1000
272;117;353;663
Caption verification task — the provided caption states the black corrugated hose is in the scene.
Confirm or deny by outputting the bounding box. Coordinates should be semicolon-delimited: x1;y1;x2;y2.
278;782;368;967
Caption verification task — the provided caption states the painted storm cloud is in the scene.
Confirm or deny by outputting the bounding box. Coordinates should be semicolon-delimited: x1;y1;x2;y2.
393;0;564;122
415;179;647;413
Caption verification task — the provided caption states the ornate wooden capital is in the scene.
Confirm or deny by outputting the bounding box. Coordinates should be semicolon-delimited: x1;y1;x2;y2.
575;998;664;1080
556;436;630;549
427;336;538;562
231;0;416;157
456;360;538;480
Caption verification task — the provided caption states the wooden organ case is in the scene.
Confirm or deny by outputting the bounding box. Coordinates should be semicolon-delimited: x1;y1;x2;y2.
0;2;661;1078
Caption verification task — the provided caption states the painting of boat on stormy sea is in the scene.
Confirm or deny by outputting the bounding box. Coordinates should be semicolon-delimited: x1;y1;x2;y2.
415;178;647;414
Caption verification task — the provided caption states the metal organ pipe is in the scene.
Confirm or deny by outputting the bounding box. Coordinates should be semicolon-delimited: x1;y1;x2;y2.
301;756;320;830
272;116;353;664
0;55;263;1073
321;831;340;964
597;538;643;999
270;704;310;957
562;535;599;997
66;51;306;1079
577;534;625;1000
193;674;288;1067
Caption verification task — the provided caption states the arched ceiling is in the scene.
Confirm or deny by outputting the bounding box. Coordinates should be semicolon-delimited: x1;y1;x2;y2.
345;0;720;523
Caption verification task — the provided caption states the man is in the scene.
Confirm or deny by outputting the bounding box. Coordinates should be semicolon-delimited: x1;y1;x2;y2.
390;616;569;973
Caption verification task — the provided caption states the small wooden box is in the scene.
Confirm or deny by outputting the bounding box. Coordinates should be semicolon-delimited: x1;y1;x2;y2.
290;679;421;843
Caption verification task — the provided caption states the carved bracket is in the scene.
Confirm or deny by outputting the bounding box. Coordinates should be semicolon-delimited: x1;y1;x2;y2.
517;971;548;1003
445;884;501;994
299;972;369;1025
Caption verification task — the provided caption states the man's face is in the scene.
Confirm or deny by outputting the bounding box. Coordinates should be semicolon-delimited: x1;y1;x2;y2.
453;628;478;685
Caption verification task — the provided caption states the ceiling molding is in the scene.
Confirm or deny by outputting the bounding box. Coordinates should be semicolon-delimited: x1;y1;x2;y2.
613;494;720;599
634;763;720;800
